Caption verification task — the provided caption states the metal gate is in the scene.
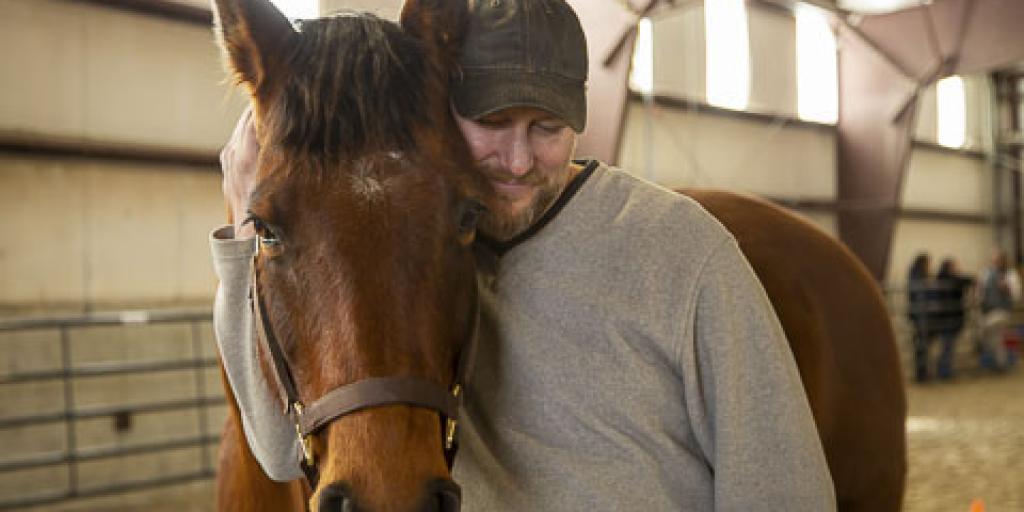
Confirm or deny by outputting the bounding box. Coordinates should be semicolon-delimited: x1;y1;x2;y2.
0;310;224;510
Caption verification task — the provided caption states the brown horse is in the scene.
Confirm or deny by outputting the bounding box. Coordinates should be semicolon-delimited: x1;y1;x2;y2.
683;189;908;511
212;0;486;510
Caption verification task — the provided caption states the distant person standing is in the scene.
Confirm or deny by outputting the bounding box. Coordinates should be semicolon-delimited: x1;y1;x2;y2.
933;258;973;379
907;253;935;382
979;250;1015;371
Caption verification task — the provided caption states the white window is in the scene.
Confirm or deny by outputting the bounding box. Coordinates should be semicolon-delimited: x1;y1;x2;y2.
270;0;319;19
796;4;838;124
629;18;655;96
704;0;750;110
936;75;966;149
837;0;920;14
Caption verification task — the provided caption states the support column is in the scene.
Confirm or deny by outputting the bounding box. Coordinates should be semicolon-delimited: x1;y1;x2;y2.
835;26;918;282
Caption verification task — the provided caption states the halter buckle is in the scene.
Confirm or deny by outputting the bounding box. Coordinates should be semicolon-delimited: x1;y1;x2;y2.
293;402;315;467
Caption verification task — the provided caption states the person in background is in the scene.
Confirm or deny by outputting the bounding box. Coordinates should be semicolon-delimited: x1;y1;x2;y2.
933;258;974;380
979;249;1016;371
907;253;935;382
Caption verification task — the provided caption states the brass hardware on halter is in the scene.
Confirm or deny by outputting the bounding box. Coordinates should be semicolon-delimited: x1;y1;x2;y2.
445;385;461;450
293;402;315;467
445;418;458;451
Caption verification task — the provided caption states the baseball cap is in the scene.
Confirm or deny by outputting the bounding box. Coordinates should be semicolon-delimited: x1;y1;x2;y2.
452;0;588;133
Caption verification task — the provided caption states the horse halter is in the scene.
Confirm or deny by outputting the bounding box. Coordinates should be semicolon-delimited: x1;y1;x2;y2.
250;258;479;488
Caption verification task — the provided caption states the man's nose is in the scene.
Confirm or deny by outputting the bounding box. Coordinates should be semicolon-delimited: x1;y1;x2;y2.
501;130;534;177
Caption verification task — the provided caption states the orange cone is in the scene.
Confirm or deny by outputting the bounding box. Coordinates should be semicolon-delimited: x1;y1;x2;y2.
969;499;985;512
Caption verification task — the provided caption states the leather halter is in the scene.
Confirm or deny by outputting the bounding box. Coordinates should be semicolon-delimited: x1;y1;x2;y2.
250;256;479;487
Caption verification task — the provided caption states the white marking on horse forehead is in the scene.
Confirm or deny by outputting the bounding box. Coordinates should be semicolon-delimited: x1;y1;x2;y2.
351;174;383;197
349;151;409;197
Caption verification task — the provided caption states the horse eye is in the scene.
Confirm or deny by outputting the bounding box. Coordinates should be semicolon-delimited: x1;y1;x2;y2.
457;199;487;235
259;232;281;248
245;215;282;248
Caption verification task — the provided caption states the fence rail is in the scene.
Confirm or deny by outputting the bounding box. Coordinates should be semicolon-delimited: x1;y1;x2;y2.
0;309;224;510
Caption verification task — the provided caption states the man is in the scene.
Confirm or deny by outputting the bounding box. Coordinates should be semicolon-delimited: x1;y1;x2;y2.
978;249;1016;371
212;0;835;509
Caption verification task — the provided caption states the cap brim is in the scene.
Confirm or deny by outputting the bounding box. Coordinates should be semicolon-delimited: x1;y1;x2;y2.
452;71;586;133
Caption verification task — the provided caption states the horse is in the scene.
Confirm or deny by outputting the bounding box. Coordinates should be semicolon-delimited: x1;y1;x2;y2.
211;0;486;510
683;189;908;511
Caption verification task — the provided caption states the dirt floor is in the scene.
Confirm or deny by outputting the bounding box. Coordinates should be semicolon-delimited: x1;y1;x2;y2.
903;366;1024;512
10;369;1023;511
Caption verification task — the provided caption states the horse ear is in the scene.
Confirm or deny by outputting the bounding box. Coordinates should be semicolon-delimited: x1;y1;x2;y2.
399;0;468;69
211;0;296;99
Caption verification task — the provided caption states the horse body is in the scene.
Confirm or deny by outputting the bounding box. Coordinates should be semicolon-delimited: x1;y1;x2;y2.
683;189;907;511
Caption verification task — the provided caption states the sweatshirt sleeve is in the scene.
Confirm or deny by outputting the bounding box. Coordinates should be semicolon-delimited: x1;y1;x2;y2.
679;238;836;511
210;225;304;481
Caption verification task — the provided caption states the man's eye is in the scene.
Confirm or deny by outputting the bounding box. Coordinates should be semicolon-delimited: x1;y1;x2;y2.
534;122;565;134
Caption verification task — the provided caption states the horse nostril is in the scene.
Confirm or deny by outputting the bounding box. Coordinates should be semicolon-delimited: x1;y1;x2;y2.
318;481;358;512
423;478;461;512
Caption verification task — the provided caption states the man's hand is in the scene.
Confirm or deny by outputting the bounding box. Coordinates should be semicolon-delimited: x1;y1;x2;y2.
220;106;259;238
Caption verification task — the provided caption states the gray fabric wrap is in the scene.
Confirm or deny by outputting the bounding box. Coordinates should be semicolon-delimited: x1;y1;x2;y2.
210;226;303;481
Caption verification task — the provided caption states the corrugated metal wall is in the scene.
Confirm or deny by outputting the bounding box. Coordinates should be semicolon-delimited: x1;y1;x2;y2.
0;0;245;313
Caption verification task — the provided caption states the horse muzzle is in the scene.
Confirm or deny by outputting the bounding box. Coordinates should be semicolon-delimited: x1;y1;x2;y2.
317;478;461;512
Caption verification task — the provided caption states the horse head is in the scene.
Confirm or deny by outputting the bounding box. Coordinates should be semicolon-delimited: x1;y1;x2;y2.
212;0;483;509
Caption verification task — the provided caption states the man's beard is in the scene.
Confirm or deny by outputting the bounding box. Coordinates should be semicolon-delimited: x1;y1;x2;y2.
479;183;562;241
478;167;568;242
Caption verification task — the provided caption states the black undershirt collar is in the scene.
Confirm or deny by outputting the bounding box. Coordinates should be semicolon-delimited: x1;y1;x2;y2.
476;159;599;257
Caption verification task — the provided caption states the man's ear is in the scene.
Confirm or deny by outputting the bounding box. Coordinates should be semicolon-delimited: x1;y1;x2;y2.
211;0;296;100
399;0;469;74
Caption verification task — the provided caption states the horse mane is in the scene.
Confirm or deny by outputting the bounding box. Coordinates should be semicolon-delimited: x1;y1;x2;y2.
268;12;430;161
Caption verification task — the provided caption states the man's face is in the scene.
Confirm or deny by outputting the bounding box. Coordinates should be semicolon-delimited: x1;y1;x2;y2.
454;106;577;241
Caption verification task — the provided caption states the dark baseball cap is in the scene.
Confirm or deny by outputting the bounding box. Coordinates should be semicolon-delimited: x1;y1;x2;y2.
453;0;588;132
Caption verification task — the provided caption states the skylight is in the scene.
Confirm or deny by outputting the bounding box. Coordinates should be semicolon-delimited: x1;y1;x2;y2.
936;76;966;149
629;18;655;96
270;0;319;20
705;0;750;111
796;4;838;124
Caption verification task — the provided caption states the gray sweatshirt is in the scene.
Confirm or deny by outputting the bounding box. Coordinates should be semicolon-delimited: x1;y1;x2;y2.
210;162;836;509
